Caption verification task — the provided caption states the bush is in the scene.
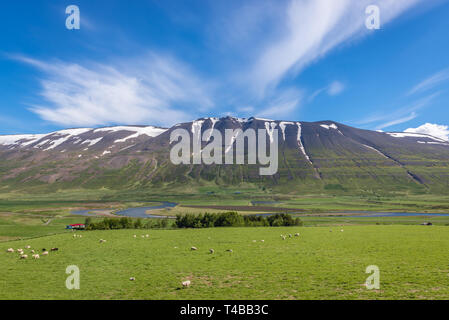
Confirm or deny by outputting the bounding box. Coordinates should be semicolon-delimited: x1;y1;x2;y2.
86;217;171;230
175;212;302;228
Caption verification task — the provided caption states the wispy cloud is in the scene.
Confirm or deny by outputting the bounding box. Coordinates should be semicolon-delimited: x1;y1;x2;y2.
407;68;449;96
376;112;417;130
245;0;421;97
12;54;214;127
358;92;440;130
256;88;303;119
309;81;345;101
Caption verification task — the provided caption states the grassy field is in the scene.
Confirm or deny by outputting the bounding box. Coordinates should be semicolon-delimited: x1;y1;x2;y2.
1;225;448;300
1;190;448;300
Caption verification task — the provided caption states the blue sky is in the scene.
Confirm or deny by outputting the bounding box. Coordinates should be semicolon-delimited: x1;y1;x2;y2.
1;0;449;138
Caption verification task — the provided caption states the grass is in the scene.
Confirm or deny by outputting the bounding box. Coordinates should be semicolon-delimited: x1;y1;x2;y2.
1;225;448;300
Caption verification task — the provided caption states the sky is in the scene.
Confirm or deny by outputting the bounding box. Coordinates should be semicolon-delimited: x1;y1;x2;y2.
0;0;449;139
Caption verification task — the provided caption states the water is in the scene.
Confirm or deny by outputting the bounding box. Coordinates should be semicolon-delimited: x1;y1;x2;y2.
349;212;449;217
251;201;281;205
71;202;178;218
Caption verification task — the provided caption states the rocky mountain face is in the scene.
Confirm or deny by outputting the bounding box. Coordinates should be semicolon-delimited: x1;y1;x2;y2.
1;117;448;194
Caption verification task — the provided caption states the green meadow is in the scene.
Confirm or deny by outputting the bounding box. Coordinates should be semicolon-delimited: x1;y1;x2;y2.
1;190;449;300
1;225;448;300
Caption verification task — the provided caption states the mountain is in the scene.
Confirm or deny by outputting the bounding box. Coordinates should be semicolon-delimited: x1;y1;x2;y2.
1;117;448;194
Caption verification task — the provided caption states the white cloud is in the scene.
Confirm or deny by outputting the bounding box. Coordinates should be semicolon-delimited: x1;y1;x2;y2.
376;112;417;130
13;54;213;127
247;0;421;97
358;92;440;129
308;81;345;101
407;68;449;96
256;88;303;118
405;123;449;141
327;81;345;96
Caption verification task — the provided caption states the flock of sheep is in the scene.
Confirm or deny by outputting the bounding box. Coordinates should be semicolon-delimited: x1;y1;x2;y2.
6;246;58;260
6;229;307;289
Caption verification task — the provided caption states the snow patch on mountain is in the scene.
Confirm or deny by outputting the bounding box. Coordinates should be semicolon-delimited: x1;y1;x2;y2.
279;122;294;141
386;132;446;142
296;123;312;165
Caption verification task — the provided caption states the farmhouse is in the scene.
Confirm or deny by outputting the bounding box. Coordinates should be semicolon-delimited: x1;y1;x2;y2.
66;223;86;230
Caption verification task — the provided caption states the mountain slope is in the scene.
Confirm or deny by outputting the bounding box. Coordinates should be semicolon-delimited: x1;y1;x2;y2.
0;117;448;194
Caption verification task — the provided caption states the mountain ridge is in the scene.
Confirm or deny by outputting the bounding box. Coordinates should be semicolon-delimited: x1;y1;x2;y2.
0;117;448;194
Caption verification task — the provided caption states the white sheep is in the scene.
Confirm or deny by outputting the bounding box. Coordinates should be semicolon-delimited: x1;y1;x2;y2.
260;240;265;242
145;234;149;238
99;239;106;243
129;277;135;281
32;254;40;259
42;251;49;256
6;248;14;253
209;249;214;254
182;280;191;288
133;235;137;238
25;245;31;249
20;254;28;259
295;233;300;237
191;246;198;251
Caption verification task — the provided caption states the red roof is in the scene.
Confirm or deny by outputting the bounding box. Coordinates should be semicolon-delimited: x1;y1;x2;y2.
70;224;85;227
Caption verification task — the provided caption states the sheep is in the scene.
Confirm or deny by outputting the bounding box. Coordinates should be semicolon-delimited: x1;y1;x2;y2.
31;250;35;254
145;234;149;238
281;236;286;240
141;235;145;238
42;251;49;256
260;240;265;242
182;280;191;288
252;240;257;243
129;277;135;281
226;249;233;253
99;239;106;243
51;248;59;251
6;248;14;253
209;249;215;254
32;254;40;259
191;246;198;251
25;245;31;249
341;229;344;232
294;233;300;237
133;235;137;238
42;248;47;252
20;254;28;259
17;248;23;252
288;234;292;238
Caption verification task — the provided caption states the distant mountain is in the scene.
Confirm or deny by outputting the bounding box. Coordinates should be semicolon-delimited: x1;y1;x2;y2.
1;117;448;194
